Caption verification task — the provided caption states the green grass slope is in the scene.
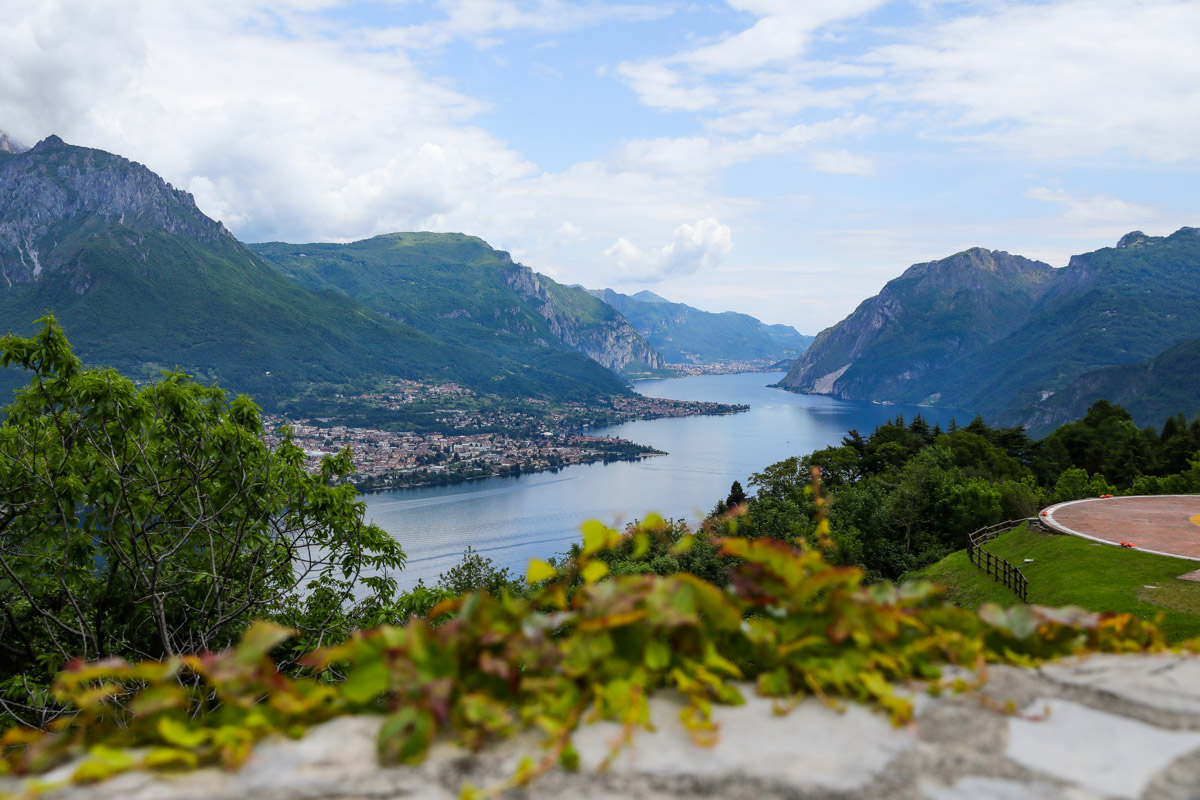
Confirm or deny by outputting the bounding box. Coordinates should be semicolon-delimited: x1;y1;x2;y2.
918;525;1200;643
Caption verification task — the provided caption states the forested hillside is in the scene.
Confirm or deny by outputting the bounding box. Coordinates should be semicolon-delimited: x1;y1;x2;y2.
251;235;664;379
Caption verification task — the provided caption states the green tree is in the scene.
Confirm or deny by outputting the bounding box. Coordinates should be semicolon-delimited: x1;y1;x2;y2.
437;546;516;596
0;318;405;726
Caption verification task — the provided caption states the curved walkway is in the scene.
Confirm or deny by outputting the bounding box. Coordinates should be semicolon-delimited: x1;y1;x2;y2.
1042;495;1200;562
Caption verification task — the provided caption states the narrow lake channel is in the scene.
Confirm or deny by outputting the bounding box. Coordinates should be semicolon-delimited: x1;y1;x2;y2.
363;373;962;590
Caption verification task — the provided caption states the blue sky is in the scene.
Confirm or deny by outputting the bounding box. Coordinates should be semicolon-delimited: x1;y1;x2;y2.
3;0;1199;331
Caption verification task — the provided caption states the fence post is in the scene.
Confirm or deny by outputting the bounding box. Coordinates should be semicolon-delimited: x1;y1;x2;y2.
966;518;1034;603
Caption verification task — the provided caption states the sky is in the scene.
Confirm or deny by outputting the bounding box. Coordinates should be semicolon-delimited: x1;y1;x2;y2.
2;0;1199;332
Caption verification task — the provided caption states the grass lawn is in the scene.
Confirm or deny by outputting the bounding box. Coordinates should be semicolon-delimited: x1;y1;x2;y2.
917;524;1200;643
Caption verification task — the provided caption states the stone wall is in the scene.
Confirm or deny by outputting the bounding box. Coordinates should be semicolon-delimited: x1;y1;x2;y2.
6;653;1200;799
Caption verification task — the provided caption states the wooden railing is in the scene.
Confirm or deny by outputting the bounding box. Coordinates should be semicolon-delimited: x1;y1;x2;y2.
965;518;1036;603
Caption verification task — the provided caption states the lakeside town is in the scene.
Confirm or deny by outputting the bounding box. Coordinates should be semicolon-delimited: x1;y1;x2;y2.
265;379;748;490
663;358;794;377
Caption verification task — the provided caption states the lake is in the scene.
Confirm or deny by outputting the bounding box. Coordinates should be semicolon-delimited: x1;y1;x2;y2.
363;373;963;590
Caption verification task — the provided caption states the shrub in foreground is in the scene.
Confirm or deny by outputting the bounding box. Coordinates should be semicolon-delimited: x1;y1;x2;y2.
0;318;406;727
0;517;1175;797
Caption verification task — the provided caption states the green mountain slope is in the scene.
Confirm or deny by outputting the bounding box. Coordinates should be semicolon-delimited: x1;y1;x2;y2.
0;136;631;405
249;234;664;379
780;248;1056;402
968;229;1200;425
779;229;1200;430
586;287;813;364
1020;336;1200;431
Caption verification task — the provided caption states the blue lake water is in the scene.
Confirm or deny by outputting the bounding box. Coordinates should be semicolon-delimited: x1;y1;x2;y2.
363;373;963;590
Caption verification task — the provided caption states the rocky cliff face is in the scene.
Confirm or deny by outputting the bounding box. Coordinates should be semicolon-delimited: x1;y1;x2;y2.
505;267;664;374
780;248;1056;404
0;130;26;154
0;135;233;289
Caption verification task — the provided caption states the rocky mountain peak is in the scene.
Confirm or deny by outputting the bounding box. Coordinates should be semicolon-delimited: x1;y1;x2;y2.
30;134;65;152
631;290;670;304
1116;231;1154;249
0;134;235;288
895;248;1054;293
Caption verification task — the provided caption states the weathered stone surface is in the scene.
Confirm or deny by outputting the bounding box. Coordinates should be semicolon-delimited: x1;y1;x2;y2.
7;655;1200;800
1007;698;1200;799
920;775;1101;800
1039;653;1200;718
572;690;915;791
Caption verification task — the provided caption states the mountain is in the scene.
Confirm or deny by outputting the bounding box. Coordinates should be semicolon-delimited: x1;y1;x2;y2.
250;235;664;379
0;131;25;156
586;288;813;364
1020;336;1200;431
780;229;1200;430
780;248;1056;400
0;135;631;404
630;290;670;304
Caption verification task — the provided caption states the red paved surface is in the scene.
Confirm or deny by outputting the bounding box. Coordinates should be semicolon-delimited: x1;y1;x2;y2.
1043;495;1200;561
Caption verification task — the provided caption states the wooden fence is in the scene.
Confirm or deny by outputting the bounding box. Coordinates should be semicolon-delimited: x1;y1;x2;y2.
965;518;1037;603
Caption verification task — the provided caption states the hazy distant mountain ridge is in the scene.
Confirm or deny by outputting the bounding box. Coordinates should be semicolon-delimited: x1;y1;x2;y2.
780;230;1200;430
587;287;812;364
250;234;664;380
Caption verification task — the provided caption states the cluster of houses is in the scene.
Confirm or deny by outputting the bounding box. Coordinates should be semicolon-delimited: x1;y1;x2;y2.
261;418;658;489
263;379;745;488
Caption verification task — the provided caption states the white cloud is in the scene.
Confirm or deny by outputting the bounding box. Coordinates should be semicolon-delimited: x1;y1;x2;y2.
1;1;547;241
612;115;875;177
0;0;736;292
556;221;584;239
615;1;887;120
1026;187;1154;226
674;0;887;74
603;217;733;280
810;149;873;176
614;0;1200;165
365;0;675;51
871;0;1200;162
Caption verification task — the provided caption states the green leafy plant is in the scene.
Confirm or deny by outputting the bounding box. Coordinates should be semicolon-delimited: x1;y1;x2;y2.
0;514;1172;796
0;318;406;728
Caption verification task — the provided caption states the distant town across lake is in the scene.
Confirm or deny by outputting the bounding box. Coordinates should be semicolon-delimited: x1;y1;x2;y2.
364;372;963;590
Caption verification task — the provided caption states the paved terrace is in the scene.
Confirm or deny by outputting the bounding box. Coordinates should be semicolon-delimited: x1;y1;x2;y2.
1042;495;1200;562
